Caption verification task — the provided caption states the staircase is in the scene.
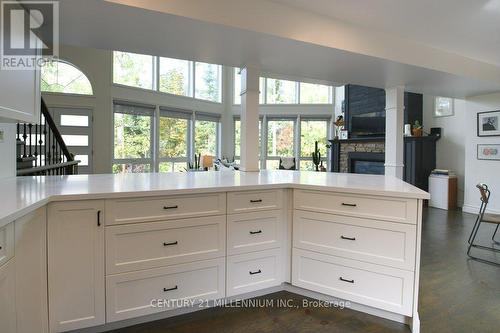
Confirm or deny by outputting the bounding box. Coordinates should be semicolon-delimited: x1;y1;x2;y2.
16;99;79;176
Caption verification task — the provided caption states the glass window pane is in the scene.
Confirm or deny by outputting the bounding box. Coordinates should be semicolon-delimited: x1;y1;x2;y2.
159;117;188;158
159;162;187;173
195;120;218;155
114;112;152;159
159;57;191;96
41;60;93;95
300;120;328;157
234;119;241;157
266;160;280;170
74;154;89;166
61;135;88;146
300;83;330;104
195;62;221;102
112;163;151;174
113;51;154;89
60;115;88;127
267;120;294;157
266;78;296;104
234;68;241;105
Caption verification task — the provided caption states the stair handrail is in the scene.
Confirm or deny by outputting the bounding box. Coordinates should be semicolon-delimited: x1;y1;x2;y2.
41;98;74;162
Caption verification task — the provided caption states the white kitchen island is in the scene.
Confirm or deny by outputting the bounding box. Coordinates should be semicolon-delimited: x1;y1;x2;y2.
0;171;429;333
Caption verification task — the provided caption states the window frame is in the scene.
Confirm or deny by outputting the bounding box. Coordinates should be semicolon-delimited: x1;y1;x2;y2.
112;101;155;173
298;117;331;171
41;59;94;96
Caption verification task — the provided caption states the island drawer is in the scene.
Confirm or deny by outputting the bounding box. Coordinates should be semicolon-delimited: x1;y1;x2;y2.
293;190;418;224
106;258;225;322
105;193;226;225
292;248;414;316
106;216;226;274
227;190;283;214
226;248;282;297
293;210;416;270
0;222;14;268
227;211;282;256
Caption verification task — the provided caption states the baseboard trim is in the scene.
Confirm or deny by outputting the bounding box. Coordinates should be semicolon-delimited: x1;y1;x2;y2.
463;204;500;215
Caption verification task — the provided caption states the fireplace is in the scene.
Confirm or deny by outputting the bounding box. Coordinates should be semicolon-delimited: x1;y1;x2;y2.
347;152;385;175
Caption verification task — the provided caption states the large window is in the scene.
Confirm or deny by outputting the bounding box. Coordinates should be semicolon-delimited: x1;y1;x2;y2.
159;109;190;172
195;114;220;156
266;119;295;169
41;60;93;95
300;119;329;170
234;118;262;162
113;102;154;173
266;79;297;104
113;51;155;90
195;62;222;102
113;51;222;103
233;68;332;105
159;57;191;97
299;83;331;104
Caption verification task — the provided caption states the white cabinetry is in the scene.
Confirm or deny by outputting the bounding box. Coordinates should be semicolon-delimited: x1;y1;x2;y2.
0;259;17;333
48;201;105;332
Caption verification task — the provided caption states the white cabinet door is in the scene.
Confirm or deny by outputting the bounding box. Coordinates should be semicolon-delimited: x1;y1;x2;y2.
48;201;105;332
0;12;40;123
14;207;48;333
0;259;17;333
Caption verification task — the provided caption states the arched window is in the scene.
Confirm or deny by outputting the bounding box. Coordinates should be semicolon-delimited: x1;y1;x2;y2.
41;60;93;95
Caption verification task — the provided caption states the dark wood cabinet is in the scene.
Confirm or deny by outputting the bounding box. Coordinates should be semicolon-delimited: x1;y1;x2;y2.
404;136;438;192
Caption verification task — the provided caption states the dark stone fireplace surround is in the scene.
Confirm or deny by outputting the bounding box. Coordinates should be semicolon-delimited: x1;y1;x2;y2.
329;137;385;173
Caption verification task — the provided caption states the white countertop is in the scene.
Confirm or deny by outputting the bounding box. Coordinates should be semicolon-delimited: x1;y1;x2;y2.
0;170;429;227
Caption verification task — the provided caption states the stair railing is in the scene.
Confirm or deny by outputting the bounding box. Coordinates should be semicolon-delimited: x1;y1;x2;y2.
16;98;79;176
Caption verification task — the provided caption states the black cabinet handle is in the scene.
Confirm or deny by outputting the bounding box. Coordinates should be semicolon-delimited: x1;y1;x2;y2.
163;286;178;292
249;230;262;235
97;210;101;226
249;269;262;275
339;277;354;283
163;241;178;246
163;205;178;210
340;235;356;241
341;203;357;207
250;199;262;203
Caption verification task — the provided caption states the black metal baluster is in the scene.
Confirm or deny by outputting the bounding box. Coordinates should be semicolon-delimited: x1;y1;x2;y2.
22;123;27;158
16;123;20;141
52;132;56;165
28;123;32;158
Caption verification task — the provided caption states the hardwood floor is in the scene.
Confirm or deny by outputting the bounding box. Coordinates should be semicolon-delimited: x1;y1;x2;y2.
109;208;500;333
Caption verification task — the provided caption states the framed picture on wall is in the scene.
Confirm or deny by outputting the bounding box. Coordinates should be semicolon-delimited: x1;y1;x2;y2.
434;97;454;117
477;144;500;160
477;110;500;136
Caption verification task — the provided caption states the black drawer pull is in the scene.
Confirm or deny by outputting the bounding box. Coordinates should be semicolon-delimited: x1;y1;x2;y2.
340;235;356;241
341;203;357;207
97;210;101;227
250;199;262;203
249;269;262;275
163;205;178;210
250;230;262;235
163;286;178;292
163;241;178;246
339;277;354;284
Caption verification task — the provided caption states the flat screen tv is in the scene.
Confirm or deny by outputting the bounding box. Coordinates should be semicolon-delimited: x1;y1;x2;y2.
345;85;386;138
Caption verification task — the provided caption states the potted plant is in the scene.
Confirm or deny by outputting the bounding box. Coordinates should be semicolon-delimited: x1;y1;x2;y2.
412;120;423;137
312;141;321;171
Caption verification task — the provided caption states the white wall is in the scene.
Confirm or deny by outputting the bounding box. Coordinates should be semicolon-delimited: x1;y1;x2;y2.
423;95;466;206
463;92;500;214
0;123;16;179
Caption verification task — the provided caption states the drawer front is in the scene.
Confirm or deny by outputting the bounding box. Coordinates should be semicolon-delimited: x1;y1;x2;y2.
106;258;225;322
105;193;226;225
106;216;226;274
0;222;14;268
227;248;282;297
292;249;414;316
227;190;283;214
227;211;282;255
294;190;418;224
293;211;416;270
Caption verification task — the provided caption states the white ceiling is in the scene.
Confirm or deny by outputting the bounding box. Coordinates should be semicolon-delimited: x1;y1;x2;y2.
58;0;500;98
273;0;500;66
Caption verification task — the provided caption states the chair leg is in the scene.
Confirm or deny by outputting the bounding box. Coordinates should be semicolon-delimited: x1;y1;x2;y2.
468;215;481;245
492;224;500;245
468;221;500;266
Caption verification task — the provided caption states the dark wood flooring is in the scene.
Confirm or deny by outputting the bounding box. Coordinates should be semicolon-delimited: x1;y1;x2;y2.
109;208;500;333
